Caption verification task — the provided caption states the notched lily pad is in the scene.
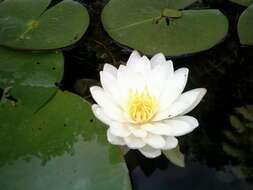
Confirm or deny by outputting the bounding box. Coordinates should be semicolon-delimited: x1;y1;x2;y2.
0;46;64;111
102;0;229;56
0;0;89;50
0;90;132;190
238;4;253;45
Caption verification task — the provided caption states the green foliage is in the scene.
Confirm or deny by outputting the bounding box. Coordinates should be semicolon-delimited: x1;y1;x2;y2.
223;105;253;178
102;0;228;56
230;0;253;7
0;91;131;190
238;4;253;45
0;47;64;112
0;0;89;50
163;145;185;167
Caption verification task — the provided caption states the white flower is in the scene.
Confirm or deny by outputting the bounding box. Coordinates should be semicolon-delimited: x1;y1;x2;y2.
90;50;206;158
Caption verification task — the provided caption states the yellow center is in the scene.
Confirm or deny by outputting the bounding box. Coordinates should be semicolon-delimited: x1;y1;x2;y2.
128;88;158;123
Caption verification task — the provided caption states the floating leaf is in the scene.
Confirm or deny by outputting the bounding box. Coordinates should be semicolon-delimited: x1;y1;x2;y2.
0;47;64;111
0;91;131;190
238;4;253;45
222;142;243;159
0;0;89;50
229;115;245;133
163;146;185;167
230;0;253;7
235;105;253;121
102;0;228;56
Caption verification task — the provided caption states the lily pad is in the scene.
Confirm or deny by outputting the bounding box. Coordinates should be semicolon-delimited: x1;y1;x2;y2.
102;0;229;56
0;91;132;190
229;0;253;7
238;4;253;45
0;47;64;112
0;0;89;50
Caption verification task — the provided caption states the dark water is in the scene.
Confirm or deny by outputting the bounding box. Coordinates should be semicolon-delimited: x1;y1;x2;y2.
58;0;253;189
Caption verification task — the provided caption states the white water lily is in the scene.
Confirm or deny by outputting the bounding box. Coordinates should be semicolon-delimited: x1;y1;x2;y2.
90;51;206;158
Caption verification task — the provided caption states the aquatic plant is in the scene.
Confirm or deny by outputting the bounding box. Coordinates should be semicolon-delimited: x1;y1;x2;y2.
102;0;229;56
90;50;206;162
0;0;89;50
223;105;253;179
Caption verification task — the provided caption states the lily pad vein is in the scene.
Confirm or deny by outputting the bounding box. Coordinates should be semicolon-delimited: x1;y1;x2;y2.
109;16;160;31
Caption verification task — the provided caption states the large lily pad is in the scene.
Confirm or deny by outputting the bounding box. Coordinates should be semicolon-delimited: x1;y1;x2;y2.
238;4;253;45
0;47;64;111
102;0;229;56
0;91;131;190
0;0;89;50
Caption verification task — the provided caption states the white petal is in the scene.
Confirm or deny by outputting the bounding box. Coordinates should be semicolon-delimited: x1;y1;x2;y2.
90;86;126;122
109;122;131;137
124;135;145;149
91;104;111;125
164;88;207;117
129;127;147;138
129;56;151;75
107;129;125;145
144;116;198;136
147;61;173;97
144;133;166;149
154;88;206;121
100;71;122;105
139;145;161;158
126;50;141;67
103;63;117;78
153;68;189;121
150;53;166;68
163;136;178;150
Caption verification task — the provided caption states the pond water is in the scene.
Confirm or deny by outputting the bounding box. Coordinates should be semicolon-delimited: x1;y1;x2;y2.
1;0;253;189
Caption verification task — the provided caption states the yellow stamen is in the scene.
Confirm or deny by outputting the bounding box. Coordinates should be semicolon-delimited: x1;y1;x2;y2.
128;88;158;124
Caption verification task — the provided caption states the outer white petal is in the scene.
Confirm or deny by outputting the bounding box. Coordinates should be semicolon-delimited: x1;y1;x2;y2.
129;127;147;138
163;88;207;118
126;50;141;67
90;86;126;122
103;63;118;78
144;133;166;149
144;116;198;136
139;145;161;158
155;88;206;120
163;136;178;150
100;71;122;105
107;129;125;145
110;122;131;137
124;135;145;149
150;53;166;68
91;104;111;125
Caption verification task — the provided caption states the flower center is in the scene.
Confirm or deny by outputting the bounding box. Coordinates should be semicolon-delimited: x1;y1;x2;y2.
127;88;158;123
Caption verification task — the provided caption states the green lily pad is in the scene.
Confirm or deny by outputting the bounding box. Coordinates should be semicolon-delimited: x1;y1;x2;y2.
102;0;228;56
229;0;253;7
0;47;64;112
0;0;89;50
238;4;253;45
163;145;185;167
0;90;131;190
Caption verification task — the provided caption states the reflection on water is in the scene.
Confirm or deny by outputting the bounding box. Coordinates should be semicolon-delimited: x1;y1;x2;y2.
0;136;128;190
127;150;253;190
